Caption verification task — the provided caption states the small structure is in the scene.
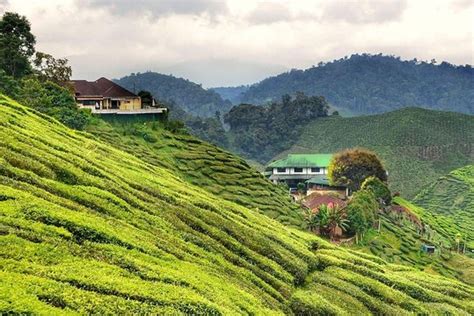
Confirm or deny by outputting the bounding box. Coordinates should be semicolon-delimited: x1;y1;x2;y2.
266;153;347;197
71;77;167;115
421;244;436;254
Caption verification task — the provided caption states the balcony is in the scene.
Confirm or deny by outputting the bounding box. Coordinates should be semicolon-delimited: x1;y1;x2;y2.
91;107;168;115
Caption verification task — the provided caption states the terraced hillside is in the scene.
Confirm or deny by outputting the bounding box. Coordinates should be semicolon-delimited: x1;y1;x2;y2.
282;107;473;198
0;95;473;314
87;119;302;227
413;165;474;250
351;206;474;285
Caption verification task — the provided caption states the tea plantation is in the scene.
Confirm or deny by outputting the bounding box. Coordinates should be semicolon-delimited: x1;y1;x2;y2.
413;165;474;250
0;95;473;314
283;107;474;198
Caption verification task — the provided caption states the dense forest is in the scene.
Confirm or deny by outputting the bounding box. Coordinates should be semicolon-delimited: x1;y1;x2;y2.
224;92;330;161
235;54;474;115
115;72;233;117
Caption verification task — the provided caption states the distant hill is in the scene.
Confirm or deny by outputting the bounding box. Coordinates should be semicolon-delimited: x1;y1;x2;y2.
278;107;474;198
209;85;249;104
239;54;474;115
413;165;474;250
115;72;232;117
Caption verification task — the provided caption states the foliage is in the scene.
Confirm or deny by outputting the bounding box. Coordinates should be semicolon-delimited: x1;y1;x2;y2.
224;92;329;162
361;176;392;206
32;52;72;84
346;190;379;242
329;148;387;192
0;95;473;314
115;72;232;117
15;78;91;130
239;53;474;115
0;12;36;78
282;107;474;198
137;90;153;107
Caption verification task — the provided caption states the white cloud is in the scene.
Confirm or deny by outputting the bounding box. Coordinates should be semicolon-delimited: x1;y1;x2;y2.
1;0;472;86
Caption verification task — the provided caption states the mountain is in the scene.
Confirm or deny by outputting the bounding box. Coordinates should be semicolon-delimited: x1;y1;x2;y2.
209;85;249;104
1;95;473;314
276;107;474;198
413;165;474;250
114;72;233;117
238;54;474;115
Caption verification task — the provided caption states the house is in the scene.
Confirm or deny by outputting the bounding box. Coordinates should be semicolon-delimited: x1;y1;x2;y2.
265;153;348;196
71;77;167;115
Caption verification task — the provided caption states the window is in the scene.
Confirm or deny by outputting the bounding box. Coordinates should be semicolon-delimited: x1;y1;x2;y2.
293;167;303;173
311;167;321;173
276;167;287;173
82;100;96;106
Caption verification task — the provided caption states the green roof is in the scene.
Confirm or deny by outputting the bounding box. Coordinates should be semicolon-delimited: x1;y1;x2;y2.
267;154;333;168
306;175;330;185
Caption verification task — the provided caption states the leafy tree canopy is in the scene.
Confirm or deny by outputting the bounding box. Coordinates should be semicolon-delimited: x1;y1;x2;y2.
328;148;387;191
224;92;329;162
33;52;72;84
0;12;36;78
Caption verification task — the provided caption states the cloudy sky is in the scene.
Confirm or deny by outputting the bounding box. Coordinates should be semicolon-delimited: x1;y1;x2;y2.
1;0;472;87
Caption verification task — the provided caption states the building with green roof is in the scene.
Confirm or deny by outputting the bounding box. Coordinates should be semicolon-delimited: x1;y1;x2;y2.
265;154;333;188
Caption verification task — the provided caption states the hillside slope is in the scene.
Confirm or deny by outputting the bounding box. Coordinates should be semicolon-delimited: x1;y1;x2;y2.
115;72;232;117
413;165;474;250
239;54;474;115
281;107;474;198
87;119;302;227
0;95;473;314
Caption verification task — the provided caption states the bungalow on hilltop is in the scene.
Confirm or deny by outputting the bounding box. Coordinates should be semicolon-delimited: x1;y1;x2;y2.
265;153;348;197
71;77;167;115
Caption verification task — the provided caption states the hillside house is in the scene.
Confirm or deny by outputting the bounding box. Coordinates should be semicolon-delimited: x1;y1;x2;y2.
265;153;348;196
71;77;167;115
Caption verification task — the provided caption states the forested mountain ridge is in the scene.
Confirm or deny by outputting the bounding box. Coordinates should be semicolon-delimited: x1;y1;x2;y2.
115;72;233;117
238;54;474;115
1;95;473;314
278;107;474;198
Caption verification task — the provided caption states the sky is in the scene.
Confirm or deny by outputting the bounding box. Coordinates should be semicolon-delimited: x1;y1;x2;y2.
1;0;473;87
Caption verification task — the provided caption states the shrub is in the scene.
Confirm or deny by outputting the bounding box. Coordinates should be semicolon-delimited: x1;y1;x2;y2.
361;176;391;205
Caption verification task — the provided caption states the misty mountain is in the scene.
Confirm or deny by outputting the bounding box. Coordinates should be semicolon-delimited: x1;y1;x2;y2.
235;54;474;115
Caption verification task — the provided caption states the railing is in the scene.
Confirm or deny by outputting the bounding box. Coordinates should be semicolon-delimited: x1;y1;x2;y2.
91;108;167;115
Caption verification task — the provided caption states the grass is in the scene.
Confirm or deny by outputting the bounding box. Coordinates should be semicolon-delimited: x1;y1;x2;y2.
280;107;474;198
0;94;473;314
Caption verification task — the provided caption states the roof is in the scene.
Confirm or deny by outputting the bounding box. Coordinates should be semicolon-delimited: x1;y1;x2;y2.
306;175;330;185
302;194;347;210
71;77;138;98
267;154;333;168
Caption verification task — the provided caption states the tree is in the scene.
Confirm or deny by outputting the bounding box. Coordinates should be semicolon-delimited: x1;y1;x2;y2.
33;52;72;84
328;148;387;191
346;190;378;243
0;12;36;78
361;176;391;206
138;90;153;107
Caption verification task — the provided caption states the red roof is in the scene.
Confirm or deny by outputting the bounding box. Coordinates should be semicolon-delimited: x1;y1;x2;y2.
303;194;347;210
71;77;138;98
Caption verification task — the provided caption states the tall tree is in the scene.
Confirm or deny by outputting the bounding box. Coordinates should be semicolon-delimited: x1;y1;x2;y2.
0;12;36;78
33;52;72;84
328;148;387;191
